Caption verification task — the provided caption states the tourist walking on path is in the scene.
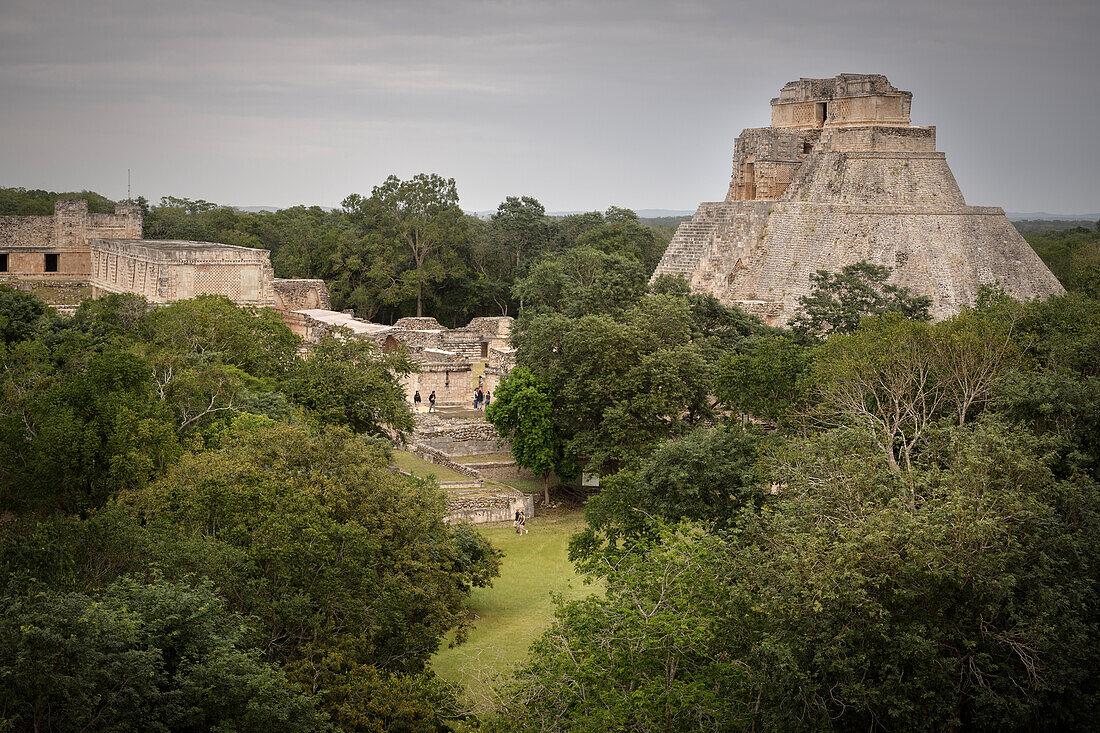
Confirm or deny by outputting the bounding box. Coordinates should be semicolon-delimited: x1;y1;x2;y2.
413;390;422;412
428;391;436;413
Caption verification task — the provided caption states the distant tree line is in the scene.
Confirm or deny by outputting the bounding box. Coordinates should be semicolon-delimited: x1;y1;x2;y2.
1022;224;1100;298
0;183;672;327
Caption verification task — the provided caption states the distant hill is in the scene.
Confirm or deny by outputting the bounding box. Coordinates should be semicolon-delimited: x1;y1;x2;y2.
466;208;695;220
1014;219;1099;234
235;205;335;213
1007;212;1100;222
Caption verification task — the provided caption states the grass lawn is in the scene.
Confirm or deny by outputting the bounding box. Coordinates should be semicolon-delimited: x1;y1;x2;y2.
391;450;471;483
494;476;546;494
432;509;600;709
452;453;515;464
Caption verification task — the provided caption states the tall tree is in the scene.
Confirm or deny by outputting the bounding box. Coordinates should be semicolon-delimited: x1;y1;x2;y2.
491;195;551;278
486;366;564;504
343;174;467;317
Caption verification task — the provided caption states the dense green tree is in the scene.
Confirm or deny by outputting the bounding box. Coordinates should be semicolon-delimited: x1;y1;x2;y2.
123;419;501;670
144;295;299;377
791;260;933;338
551;211;605;248
285;644;459;732
0;285;47;344
575;206;668;272
512;246;647;317
715;334;811;422
503;419;1100;732
0;185;117;215
491;196;552;277
0;339;181;513
570;425;769;567
998;292;1100;478
0;575;323;732
1023;226;1100;297
486;366;566;503
501;526;749;732
284;331;415;437
343;174;468;317
511;294;714;473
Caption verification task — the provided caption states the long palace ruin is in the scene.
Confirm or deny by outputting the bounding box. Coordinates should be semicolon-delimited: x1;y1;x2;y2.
0;200;514;406
651;74;1064;323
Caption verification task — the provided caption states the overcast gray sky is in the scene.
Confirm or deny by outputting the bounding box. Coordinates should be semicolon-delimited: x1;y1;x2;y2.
1;0;1097;214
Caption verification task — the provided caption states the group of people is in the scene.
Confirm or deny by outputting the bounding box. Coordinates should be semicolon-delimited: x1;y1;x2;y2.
411;386;491;413
514;509;528;535
412;390;436;413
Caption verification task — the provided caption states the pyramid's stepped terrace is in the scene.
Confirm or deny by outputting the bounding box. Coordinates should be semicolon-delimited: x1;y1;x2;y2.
651;74;1063;325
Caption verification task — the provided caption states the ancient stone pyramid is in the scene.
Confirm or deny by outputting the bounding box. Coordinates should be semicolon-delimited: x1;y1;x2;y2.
652;74;1064;324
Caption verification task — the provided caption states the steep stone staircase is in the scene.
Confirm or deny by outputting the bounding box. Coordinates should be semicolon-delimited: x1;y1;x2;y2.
650;217;720;280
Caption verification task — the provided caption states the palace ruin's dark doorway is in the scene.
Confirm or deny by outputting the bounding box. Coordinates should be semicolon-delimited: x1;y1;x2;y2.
815;102;827;127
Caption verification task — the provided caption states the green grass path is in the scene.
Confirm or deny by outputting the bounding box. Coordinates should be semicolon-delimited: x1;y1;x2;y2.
432;510;600;708
391;450;471;482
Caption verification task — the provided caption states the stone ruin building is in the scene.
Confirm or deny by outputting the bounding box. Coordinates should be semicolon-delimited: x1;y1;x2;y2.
0;198;329;311
651;74;1064;324
283;309;515;407
0;199;514;408
0;199;527;521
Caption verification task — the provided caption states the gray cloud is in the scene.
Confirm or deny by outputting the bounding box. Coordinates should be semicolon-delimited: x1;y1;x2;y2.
0;0;1097;213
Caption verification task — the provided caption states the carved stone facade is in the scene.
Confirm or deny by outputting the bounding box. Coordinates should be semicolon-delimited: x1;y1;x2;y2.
0;199;142;282
90;239;277;306
652;74;1064;325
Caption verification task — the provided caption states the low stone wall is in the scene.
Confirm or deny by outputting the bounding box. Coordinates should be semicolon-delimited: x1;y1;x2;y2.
409;443;482;479
446;491;535;524
415;420;504;457
273;278;330;310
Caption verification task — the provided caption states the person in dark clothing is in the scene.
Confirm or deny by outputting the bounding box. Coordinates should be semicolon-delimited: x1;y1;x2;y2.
413;390;422;412
428;391;436;412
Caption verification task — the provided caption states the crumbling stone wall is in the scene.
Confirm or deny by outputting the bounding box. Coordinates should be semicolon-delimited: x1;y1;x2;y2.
445;491;534;524
414;419;503;456
273;278;330;310
409;444;482;478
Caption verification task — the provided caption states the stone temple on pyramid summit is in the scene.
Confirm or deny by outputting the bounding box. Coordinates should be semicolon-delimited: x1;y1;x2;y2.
651;74;1064;324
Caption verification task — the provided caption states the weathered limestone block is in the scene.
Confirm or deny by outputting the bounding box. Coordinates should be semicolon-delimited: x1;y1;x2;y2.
414;417;504;456
445;491;534;525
